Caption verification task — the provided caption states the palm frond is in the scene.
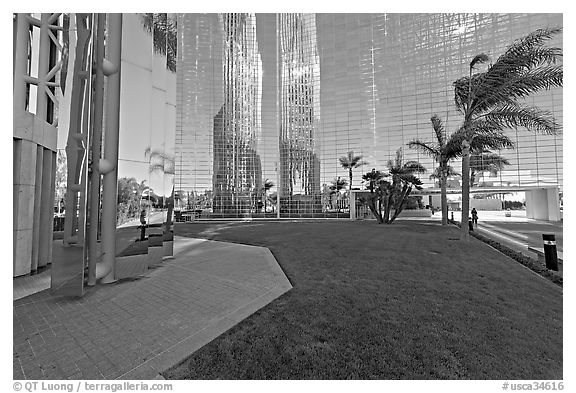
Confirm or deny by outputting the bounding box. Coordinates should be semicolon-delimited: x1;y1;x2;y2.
339;151;367;169
407;139;439;158
139;13;177;73
362;170;386;182
455;28;562;114
430;114;446;147
470;132;515;151
471;65;563;113
429;165;459;180
453;74;484;112
484;104;561;134
470;151;510;175
446;126;515;157
488;27;562;76
470;53;490;69
403;161;427;174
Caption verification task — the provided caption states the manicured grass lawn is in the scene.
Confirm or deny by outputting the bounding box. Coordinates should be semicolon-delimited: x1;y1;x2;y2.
163;220;562;379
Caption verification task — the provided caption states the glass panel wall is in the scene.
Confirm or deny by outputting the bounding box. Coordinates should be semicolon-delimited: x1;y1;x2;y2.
174;13;563;218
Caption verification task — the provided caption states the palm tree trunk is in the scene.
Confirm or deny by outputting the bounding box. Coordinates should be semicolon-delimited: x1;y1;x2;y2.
367;192;383;224
349;168;353;191
165;186;174;236
460;141;471;240
389;185;411;223
383;184;396;223
440;169;448;226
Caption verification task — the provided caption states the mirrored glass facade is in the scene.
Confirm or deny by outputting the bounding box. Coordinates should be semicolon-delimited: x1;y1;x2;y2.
175;13;563;218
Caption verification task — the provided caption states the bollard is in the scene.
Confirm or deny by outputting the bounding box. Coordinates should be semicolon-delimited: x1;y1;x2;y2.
542;234;558;271
451;212;454;222
468;217;474;232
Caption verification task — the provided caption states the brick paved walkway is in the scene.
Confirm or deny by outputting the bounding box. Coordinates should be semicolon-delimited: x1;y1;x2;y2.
13;237;292;380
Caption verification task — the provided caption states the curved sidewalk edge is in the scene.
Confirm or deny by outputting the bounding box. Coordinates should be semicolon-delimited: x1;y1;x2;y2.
117;237;292;380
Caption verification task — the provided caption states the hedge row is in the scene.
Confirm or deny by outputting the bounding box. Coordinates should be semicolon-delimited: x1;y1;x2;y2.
448;220;562;287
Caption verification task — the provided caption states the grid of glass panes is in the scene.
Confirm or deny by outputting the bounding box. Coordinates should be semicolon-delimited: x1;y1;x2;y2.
174;13;563;218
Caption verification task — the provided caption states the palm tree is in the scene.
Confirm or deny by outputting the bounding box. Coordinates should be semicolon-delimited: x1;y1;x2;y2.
408;115;459;225
469;150;510;187
361;169;387;223
139;13;177;73
329;177;348;212
145;147;175;235
339;151;368;190
409;115;513;225
429;165;459;182
384;149;426;223
453;27;562;240
261;179;274;213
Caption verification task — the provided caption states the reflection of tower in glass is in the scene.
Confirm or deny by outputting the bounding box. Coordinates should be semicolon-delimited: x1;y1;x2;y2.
175;13;221;195
212;13;263;214
279;13;321;197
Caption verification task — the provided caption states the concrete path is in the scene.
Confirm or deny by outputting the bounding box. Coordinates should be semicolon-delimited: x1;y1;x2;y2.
13;237;292;380
448;210;563;261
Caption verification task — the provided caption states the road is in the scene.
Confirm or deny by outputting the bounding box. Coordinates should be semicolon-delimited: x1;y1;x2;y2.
117;209;168;228
447;210;563;256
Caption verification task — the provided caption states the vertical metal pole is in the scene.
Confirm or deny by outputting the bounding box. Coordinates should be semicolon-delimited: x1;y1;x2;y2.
100;13;122;284
87;13;106;286
276;13;281;220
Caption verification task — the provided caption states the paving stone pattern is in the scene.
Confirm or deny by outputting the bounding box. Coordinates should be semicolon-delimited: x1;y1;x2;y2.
13;237;292;380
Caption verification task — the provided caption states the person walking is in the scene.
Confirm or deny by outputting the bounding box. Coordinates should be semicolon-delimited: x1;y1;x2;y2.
471;208;478;227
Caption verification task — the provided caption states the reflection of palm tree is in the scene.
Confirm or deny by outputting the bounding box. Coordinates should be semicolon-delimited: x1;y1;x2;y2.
139;13;177;73
174;190;185;210
338;151;367;190
453;27;562;239
261;179;274;213
117;177;148;225
429;166;459;182
469;150;510;187
145;147;175;233
329;177;348;212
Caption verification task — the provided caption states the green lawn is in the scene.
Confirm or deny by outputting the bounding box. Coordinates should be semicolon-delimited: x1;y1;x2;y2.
163;220;562;379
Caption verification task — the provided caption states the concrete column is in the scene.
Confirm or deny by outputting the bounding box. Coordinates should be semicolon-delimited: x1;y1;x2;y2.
525;189;534;219
13;14;29;114
31;146;44;271
38;148;54;268
36;14;51;121
100;13;122;284
526;189;549;221
546;188;561;222
47;151;57;264
13;139;38;277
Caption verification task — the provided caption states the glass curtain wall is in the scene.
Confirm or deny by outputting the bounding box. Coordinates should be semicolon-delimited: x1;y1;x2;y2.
174;13;563;219
115;13;176;267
